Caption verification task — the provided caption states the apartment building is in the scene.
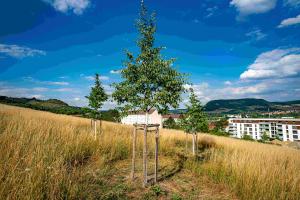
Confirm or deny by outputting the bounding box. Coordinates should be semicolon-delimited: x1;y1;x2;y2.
228;118;300;142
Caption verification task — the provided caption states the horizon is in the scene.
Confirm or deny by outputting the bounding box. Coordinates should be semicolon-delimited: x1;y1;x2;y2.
0;0;300;109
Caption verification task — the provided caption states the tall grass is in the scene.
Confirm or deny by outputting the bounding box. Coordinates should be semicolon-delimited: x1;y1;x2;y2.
1;104;300;200
184;135;300;200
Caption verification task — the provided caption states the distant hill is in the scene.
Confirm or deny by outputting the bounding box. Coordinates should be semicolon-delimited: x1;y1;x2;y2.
0;96;119;122
1;96;299;117
204;98;300;114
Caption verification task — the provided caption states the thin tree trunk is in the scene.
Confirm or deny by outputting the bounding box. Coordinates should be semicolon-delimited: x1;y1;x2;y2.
192;132;196;156
154;126;159;183
195;133;198;155
185;132;188;154
94;119;97;140
143;111;149;187
91;119;93;129
131;126;137;180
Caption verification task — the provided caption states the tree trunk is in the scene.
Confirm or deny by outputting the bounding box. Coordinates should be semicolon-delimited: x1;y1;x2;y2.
185;132;188;154
143;111;149;187
131;126;137;180
192;132;196;156
154;126;159;183
195;133;198;155
94;119;97;140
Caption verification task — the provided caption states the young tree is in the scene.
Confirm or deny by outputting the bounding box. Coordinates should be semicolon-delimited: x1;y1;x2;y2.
86;73;108;139
182;88;208;155
112;1;186;186
163;117;178;129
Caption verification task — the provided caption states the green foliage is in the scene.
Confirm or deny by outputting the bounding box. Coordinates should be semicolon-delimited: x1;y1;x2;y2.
151;185;165;196
112;2;186;116
86;74;108;118
163;117;179;129
181;88;208;134
210;118;229;136
171;193;182;200
261;131;270;142
242;134;254;141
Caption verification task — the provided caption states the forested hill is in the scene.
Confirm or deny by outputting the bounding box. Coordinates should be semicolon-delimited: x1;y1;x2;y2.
204;98;300;114
0;96;119;121
1;96;299;116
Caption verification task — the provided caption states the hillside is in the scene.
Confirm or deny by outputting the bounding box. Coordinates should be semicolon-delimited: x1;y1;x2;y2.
204;98;300;114
0;96;119;122
0;104;299;200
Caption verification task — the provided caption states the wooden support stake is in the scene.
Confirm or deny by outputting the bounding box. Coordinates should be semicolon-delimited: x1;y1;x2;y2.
131;126;137;180
185;132;188;154
143;124;148;187
192;132;196;156
154;126;159;183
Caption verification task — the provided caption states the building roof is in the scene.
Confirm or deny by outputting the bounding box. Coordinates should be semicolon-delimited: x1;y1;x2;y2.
128;108;157;115
229;118;300;121
162;114;183;119
229;118;300;125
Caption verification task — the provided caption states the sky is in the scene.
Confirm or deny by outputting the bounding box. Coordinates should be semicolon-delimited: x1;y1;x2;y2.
0;0;300;109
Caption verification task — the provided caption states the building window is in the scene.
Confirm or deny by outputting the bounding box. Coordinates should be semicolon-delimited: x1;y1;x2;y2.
293;135;298;139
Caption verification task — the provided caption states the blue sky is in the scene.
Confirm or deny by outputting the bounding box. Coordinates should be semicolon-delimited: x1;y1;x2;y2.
0;0;300;109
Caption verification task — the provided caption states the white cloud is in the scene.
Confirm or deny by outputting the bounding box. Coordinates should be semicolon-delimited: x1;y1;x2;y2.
0;86;45;99
23;76;69;86
0;44;46;59
43;0;90;15
240;48;300;80
205;6;218;18
82;75;109;81
110;69;121;74
246;29;267;41
53;88;74;92
224;81;233;86
189;78;300;104
277;14;300;28
230;0;276;16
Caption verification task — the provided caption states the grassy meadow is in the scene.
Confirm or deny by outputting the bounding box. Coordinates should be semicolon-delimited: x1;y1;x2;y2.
0;104;300;200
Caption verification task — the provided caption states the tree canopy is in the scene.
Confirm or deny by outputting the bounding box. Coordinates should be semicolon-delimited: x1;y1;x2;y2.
112;1;186;116
86;73;108;117
181;88;208;133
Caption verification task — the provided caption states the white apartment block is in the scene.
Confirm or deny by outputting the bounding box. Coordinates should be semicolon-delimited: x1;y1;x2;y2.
228;118;300;142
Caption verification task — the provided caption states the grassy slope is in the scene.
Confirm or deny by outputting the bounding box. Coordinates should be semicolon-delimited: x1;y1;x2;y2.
0;104;300;200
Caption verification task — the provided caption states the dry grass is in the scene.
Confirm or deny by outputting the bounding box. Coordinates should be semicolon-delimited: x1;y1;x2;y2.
1;104;300;200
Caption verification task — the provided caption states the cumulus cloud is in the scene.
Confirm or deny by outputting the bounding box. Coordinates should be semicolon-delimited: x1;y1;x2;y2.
277;14;300;28
0;44;46;59
240;48;300;80
230;0;276;16
42;0;90;15
189;78;300;104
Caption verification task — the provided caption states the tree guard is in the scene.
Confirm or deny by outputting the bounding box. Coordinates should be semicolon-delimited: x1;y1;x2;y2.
131;123;160;186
